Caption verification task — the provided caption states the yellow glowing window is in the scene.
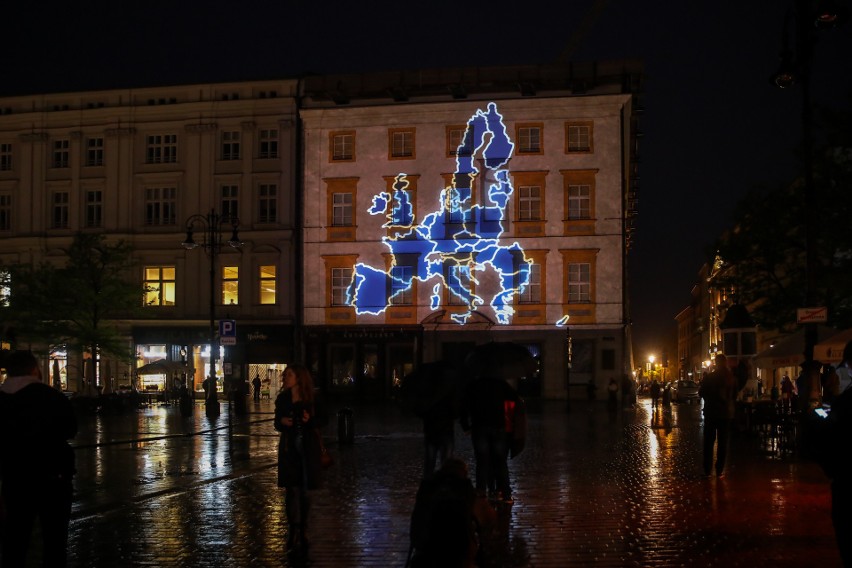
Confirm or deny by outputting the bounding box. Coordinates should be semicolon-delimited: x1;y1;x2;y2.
144;266;175;306
222;266;239;305
259;265;276;305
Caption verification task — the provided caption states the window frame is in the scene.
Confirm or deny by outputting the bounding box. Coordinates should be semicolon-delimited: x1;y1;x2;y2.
331;266;353;306
85;136;104;167
144;266;176;306
257;183;277;224
52;139;70;168
565;121;594;154
144;186;177;226
330;131;355;162
258;264;277;305
145;133;178;164
51;191;70;229
222;265;239;306
220;130;241;161
258;128;279;159
85;190;103;228
515;123;543;155
0;143;11;171
388;127;415;160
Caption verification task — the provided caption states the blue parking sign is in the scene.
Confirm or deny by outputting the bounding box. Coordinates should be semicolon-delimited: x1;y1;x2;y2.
219;319;236;345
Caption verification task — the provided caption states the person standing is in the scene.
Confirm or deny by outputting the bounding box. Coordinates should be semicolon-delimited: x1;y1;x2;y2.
274;364;327;555
460;377;520;504
252;374;262;402
0;350;78;567
699;353;736;477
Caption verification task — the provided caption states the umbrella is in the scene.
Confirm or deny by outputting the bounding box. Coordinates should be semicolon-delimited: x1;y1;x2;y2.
464;341;537;382
399;361;462;417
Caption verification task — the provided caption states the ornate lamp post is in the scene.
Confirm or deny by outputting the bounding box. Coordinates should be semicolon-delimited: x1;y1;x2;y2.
182;209;242;417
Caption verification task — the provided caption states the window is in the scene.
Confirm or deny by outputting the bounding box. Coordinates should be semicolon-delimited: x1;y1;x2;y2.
259;129;279;159
447;264;471;306
85;137;104;166
0;143;12;171
221;131;240;160
52;139;70;168
258;183;277;223
390;265;413;305
222;266;239;305
566;122;593;153
518;185;541;221
330;131;354;161
0;268;9;306
145;187;177;226
221;185;239;220
332;192;352;226
331;267;353;306
516;124;542;154
144;266;175;306
51;191;69;228
389;128;415;159
446;126;472;157
568;184;591;219
0;194;10;231
568;263;591;303
519;263;541;304
259;265;276;305
85;190;103;228
145;134;178;164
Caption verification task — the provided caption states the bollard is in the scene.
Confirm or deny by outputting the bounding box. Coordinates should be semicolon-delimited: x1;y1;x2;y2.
337;407;354;445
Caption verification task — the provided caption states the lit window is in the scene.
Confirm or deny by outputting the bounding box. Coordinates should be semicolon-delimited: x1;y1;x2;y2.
389;128;414;159
85;190;103;228
221;131;240;160
518;185;541;221
52;192;69;229
0;269;9;306
222;266;239;305
516;125;542;154
331;132;354;161
566;123;593;153
145;187;177;226
259;265;276;305
259;129;279;159
331;267;353;306
568;263;591;303
145;266;176;306
146;134;178;164
52;139;70;168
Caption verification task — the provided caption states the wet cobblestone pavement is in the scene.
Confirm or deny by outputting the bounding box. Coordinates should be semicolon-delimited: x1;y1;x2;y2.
57;397;841;567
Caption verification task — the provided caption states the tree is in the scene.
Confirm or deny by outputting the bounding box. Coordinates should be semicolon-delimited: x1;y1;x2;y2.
0;233;148;390
711;106;852;331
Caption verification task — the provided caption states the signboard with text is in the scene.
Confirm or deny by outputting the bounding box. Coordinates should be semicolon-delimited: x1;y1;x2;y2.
219;319;237;345
797;307;827;324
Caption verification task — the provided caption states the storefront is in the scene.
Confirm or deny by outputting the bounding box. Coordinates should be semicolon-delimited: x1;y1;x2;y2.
303;326;421;399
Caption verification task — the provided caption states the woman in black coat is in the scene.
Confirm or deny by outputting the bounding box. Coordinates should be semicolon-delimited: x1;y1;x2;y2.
274;364;326;554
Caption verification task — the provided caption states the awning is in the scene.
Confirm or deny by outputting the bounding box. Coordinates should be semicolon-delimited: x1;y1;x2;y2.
752;326;840;369
814;328;852;365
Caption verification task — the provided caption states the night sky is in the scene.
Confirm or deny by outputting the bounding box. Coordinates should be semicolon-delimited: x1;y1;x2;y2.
4;0;852;363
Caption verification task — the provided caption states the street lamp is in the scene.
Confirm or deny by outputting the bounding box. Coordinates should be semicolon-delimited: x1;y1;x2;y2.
182;209;242;417
769;0;846;373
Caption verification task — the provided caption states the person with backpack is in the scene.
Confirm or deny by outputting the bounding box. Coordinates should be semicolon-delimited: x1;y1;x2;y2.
407;458;495;568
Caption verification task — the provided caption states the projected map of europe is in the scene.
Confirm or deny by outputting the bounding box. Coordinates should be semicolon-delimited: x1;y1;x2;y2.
347;103;534;325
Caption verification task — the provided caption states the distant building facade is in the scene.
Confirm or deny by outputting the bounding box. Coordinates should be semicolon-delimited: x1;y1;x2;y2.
0;63;642;400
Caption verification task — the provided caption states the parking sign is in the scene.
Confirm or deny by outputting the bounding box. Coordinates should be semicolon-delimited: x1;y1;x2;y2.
219;319;237;345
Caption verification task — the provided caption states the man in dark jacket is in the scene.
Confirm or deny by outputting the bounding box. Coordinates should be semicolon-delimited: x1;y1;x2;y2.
698;353;735;477
460;377;520;503
0;350;78;567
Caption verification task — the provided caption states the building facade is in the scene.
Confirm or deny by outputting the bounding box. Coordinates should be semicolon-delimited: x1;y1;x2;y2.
1;63;641;401
299;65;641;399
0;81;300;395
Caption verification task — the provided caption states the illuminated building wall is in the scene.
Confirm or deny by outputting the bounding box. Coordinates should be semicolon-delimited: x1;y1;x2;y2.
301;66;641;398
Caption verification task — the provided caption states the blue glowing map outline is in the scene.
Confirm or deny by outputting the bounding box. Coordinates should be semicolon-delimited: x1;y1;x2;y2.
346;102;569;327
